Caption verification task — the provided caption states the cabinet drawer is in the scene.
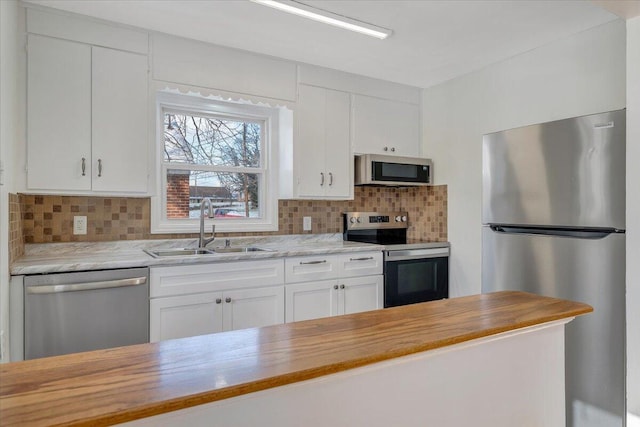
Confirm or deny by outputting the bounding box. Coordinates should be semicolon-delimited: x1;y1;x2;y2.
338;252;383;278
150;259;285;297
285;255;339;283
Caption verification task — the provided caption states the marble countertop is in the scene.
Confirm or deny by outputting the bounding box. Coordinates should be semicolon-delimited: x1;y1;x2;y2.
10;234;386;275
0;291;592;426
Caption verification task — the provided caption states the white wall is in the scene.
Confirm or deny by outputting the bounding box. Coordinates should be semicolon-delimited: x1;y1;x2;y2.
0;0;20;362
626;15;640;426
422;19;626;298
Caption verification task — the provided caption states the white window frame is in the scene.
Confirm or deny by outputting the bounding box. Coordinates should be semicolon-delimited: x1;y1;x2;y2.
151;92;280;234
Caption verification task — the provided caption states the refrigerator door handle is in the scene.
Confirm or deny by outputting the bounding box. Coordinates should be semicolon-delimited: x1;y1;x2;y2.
489;225;621;239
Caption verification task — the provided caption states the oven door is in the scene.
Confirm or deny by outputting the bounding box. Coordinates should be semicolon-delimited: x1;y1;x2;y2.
384;248;449;308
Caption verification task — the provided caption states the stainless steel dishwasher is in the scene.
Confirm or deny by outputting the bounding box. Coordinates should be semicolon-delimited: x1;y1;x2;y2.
24;267;149;359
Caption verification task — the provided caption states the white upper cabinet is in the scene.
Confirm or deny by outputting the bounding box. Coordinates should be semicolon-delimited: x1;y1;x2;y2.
352;94;421;157
91;47;148;193
27;35;92;191
26;34;149;194
296;84;352;199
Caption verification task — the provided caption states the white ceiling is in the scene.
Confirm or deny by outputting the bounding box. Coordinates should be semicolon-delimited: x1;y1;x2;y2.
25;0;626;89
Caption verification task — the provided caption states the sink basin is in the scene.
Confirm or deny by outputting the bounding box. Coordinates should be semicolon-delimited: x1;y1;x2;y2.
212;247;270;253
144;248;215;258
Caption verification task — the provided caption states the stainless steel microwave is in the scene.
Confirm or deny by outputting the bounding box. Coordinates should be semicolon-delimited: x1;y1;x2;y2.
354;154;432;186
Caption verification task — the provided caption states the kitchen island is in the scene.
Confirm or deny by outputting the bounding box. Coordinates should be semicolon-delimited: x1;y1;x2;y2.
0;291;591;427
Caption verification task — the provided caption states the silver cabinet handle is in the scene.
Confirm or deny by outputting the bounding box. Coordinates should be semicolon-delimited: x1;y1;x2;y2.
225;297;232;303
333;285;338;290
216;298;222;304
26;276;147;294
320;172;325;186
340;284;345;289
98;159;103;177
391;147;396;152
299;260;327;265
350;256;374;261
81;158;86;176
329;172;333;186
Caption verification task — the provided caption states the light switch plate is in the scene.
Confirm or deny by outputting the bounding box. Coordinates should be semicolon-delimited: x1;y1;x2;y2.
73;216;87;235
303;216;312;231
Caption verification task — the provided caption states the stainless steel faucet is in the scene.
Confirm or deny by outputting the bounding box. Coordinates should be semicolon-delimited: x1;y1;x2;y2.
198;198;215;248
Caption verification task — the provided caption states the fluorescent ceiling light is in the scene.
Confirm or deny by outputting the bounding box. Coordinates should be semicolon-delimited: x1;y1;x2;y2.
251;0;393;40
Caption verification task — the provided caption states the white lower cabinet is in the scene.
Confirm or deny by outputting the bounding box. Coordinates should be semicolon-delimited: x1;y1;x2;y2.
222;286;284;332
150;252;383;342
285;252;383;323
151;293;223;341
150;285;285;342
341;275;384;315
149;260;285;342
285;280;339;323
285;275;383;323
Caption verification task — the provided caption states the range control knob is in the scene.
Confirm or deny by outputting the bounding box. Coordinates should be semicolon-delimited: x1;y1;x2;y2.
350;216;361;224
402;215;408;222
395;216;402;222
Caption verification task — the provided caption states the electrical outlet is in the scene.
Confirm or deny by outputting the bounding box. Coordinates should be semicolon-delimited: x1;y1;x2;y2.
73;216;87;235
303;216;312;231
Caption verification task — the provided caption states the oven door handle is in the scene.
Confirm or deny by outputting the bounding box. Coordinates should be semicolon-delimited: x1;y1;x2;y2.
385;248;449;261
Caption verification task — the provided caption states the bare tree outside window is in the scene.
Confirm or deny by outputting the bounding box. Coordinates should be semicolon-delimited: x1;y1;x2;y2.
163;111;263;219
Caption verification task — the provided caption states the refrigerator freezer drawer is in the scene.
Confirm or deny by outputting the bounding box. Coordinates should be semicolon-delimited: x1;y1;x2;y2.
482;226;625;426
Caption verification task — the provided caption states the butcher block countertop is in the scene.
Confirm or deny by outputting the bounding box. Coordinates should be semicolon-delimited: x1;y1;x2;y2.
0;291;592;427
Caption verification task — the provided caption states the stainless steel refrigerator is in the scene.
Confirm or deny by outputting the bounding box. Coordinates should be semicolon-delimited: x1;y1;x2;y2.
482;109;626;427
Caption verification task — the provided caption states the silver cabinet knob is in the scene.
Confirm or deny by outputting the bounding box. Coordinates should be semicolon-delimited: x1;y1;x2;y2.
383;146;388;151
216;298;222;304
340;284;345;289
333;285;339;290
225;297;231;303
390;147;395;152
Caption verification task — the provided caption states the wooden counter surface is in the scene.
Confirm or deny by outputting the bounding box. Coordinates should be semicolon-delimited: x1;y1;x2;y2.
0;291;592;426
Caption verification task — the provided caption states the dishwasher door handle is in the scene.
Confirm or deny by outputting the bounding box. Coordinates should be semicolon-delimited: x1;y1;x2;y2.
26;276;148;294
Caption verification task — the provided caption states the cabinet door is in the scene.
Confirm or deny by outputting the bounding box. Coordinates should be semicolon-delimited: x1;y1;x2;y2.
27;35;91;191
296;84;327;197
352;94;420;157
285;280;338;323
150;293;223;342
339;275;384;316
222;286;284;332
323;89;352;198
92;47;148;193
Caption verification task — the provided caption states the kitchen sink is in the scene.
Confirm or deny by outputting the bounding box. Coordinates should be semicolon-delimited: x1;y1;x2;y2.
144;246;272;257
212;247;271;253
144;248;215;258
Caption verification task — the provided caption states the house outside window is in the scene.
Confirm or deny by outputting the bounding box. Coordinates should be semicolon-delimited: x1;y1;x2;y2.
152;92;281;233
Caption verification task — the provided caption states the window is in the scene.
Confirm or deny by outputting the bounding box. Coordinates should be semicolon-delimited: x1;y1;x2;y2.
152;93;282;233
